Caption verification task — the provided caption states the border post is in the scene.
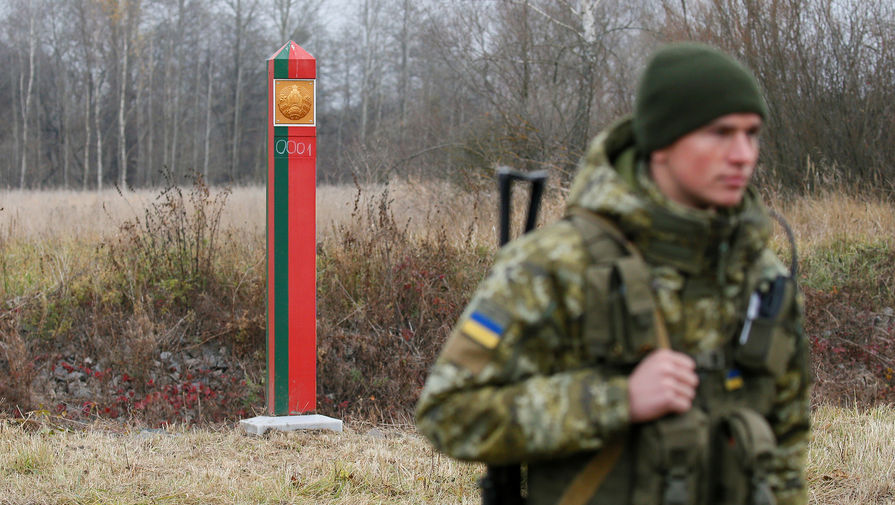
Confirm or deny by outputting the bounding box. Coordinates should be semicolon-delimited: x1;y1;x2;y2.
267;40;317;416
242;41;340;435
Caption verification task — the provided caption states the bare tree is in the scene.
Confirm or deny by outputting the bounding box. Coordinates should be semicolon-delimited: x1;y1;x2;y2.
16;0;36;189
202;46;214;182
4;47;20;189
115;0;142;188
394;0;408;128
224;0;258;180
270;0;322;44
415;0;647;179
2;0;894;191
74;0;106;190
358;0;386;147
657;0;895;191
94;65;105;191
47;5;74;188
133;32;149;187
163;0;186;178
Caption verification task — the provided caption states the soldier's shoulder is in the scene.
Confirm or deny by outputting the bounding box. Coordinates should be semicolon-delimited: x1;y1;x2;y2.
496;218;589;268
750;247;790;279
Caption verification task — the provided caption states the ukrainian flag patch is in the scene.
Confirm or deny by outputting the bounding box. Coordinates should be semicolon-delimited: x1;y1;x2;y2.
725;369;744;391
461;311;505;349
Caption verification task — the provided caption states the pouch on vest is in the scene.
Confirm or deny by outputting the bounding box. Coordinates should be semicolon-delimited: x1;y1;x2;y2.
734;275;795;377
571;210;658;365
715;407;777;505
587;256;657;364
631;408;709;505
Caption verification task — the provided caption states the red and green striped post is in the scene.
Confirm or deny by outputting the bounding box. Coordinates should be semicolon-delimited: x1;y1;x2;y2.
267;41;317;415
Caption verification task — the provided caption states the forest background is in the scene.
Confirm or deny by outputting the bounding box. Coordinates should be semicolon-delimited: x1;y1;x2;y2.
3;0;895;192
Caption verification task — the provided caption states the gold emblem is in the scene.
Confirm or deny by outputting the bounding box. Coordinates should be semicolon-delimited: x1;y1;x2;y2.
273;80;315;125
278;85;312;120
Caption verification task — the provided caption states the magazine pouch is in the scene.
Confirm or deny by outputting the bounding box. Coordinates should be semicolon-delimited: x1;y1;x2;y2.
631;408;709;505
716;407;777;505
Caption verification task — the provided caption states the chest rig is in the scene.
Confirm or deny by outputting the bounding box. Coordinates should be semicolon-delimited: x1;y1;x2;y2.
539;207;797;505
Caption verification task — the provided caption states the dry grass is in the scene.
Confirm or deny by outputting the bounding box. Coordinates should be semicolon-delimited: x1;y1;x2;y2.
766;190;895;256
0;417;482;505
0;405;892;505
808;405;895;504
0;179;566;247
5;184;887;257
0;187;263;241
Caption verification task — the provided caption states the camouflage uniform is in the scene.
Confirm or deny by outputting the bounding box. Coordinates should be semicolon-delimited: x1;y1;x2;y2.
415;118;810;505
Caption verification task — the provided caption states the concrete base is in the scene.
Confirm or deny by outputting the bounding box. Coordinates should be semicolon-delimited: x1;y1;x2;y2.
240;414;343;436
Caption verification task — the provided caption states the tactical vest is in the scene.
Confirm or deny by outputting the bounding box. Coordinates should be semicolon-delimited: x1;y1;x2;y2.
527;208;798;505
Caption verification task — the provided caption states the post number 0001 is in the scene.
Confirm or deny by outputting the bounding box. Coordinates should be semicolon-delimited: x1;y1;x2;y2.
274;138;314;159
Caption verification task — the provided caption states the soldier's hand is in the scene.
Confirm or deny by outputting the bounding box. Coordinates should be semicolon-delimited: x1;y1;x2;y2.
627;349;699;423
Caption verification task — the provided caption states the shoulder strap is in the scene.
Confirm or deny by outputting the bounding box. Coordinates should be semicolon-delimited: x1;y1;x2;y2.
566;207;671;349
557;208;672;505
567;206;634;258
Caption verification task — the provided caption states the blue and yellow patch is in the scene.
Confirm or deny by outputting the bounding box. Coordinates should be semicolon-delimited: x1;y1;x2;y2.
461;311;505;349
725;369;744;391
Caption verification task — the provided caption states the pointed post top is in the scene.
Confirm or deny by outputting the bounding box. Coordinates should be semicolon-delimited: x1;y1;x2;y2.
268;40;316;79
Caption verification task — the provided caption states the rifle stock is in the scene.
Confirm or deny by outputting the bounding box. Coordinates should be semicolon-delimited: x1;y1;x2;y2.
481;166;547;505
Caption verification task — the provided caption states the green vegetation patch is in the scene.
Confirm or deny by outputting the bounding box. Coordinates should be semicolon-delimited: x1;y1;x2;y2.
800;237;895;308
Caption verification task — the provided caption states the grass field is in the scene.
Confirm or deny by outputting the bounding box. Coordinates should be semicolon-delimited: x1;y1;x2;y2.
0;405;892;504
0;416;482;505
4;181;894;259
0;180;513;245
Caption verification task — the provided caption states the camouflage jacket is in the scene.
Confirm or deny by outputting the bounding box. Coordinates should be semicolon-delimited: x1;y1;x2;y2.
415;118;810;505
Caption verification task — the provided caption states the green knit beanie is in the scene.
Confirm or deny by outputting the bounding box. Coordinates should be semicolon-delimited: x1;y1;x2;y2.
633;43;768;154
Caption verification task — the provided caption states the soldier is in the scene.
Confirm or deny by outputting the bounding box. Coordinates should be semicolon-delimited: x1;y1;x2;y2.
415;42;811;505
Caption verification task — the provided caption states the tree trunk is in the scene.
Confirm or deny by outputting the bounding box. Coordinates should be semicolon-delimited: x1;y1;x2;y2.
229;0;244;181
83;83;92;191
399;0;410;129
230;64;243;181
336;55;350;171
144;36;155;186
94;73;103;191
170;72;182;176
118;6;130;188
169;0;186;177
275;0;293;42
161;26;173;175
76;0;98;190
360;0;374;147
135;45;145;186
60;72;68;188
203;50;214;182
19;8;36;189
60;59;70;188
191;49;202;175
9;53;20;189
226;0;258;182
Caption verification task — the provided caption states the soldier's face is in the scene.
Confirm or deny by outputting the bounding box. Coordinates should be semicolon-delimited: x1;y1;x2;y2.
649;113;762;209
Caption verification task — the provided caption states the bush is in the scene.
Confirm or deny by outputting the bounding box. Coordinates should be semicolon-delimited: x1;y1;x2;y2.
315;183;492;422
3;180;895;424
802;238;895;406
0;174;266;425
